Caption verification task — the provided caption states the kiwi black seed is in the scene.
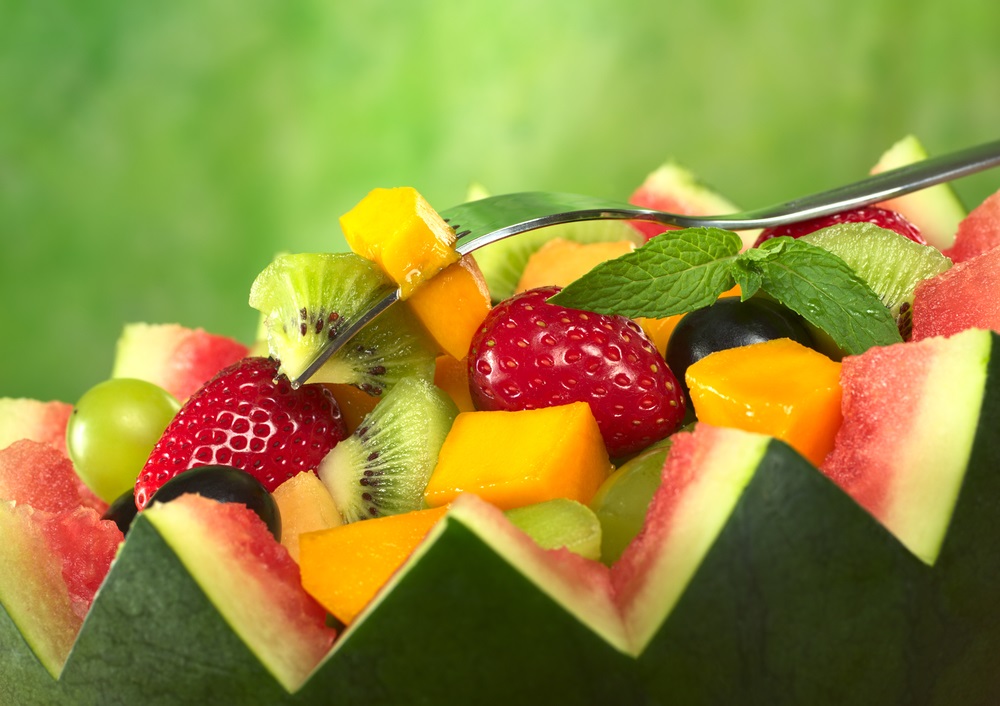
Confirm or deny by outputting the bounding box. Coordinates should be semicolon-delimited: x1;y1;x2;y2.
318;376;458;523
249;252;436;394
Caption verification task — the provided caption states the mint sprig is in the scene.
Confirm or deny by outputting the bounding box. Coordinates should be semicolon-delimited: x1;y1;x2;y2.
549;229;902;356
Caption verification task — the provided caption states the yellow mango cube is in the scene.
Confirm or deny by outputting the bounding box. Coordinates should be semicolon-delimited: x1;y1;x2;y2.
406;254;492;360
423;402;613;510
339;187;459;299
685;337;842;466
299;506;449;624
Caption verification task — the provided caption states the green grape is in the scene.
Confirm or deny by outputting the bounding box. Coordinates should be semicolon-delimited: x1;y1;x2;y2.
505;498;602;561
589;437;672;565
66;378;180;504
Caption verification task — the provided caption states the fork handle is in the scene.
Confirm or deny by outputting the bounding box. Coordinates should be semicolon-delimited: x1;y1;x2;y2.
452;138;1000;255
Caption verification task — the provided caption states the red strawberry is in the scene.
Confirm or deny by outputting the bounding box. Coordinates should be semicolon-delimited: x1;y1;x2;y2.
468;286;686;457
753;205;926;247
135;357;347;510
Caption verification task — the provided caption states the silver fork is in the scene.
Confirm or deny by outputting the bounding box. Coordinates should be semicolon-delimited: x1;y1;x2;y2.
293;138;1000;387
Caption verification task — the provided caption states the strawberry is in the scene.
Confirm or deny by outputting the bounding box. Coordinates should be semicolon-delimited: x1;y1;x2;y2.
753;205;926;247
134;357;347;510
467;286;686;457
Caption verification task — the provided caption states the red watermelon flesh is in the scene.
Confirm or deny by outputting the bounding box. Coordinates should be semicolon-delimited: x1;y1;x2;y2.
627;163;756;246
820;328;989;565
142;494;336;692
0;501;123;676
111;323;249;401
943;187;1000;264
0;439;106;514
910;245;1000;342
0;398;72;457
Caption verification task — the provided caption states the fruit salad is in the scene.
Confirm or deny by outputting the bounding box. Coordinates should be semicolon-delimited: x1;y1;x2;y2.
3;135;1000;704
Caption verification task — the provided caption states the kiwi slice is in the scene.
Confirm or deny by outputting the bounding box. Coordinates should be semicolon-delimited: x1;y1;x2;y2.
318;376;458;523
800;223;952;338
473;219;644;302
249;252;436;395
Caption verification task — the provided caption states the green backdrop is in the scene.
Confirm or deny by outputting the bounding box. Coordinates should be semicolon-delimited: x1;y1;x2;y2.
3;0;999;403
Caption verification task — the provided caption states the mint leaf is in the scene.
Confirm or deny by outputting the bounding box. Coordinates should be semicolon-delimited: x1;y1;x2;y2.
549;228;742;318
748;238;903;355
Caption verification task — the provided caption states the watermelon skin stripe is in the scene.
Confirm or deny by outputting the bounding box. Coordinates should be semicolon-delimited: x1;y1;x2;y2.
4;333;1000;703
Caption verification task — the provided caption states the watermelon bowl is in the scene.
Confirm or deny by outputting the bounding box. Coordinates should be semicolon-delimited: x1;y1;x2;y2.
4;141;1000;705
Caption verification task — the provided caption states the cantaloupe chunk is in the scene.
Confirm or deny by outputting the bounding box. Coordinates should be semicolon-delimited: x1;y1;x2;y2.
514;238;636;294
406;255;492;359
299;506;449;624
433;354;476;413
339;186;459;299
685;338;842;466
323;383;380;436
423;402;612;510
271;472;342;563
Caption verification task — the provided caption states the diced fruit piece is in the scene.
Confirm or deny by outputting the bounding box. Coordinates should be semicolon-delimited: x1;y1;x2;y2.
424;402;612;510
665;296;815;404
300;506;449;625
323;383;379;435
136;357;347;510
911;246;1000;341
943;187;1000;263
628;162;759;248
250;252;437;391
319;377;458;523
272;471;342;563
339;187;459;299
472;219;643;303
111;323;249;402
0;439;105;514
141;494;335;692
66;378;180;504
0;398;72;457
686;338;843;466
405;254;492;360
753;205;925;247
800;222;951;338
504;498;602;561
589;437;670;565
468;286;685;457
821;328;990;564
0;502;122;677
871;135;968;250
433;354;476;413
514;238;636;294
148;465;281;540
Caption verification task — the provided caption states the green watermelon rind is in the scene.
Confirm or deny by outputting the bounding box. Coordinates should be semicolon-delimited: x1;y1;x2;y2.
3;331;1000;703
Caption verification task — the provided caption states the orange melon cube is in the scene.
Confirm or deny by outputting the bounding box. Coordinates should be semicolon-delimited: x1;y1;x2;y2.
406;255;492;359
433;354;476;413
514;238;636;294
299;506;449;624
685;338;842;466
423;402;612;510
323;383;380;436
272;471;343;563
339;187;459;299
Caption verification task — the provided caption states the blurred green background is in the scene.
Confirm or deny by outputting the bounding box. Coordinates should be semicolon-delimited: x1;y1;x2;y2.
3;0;999;403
